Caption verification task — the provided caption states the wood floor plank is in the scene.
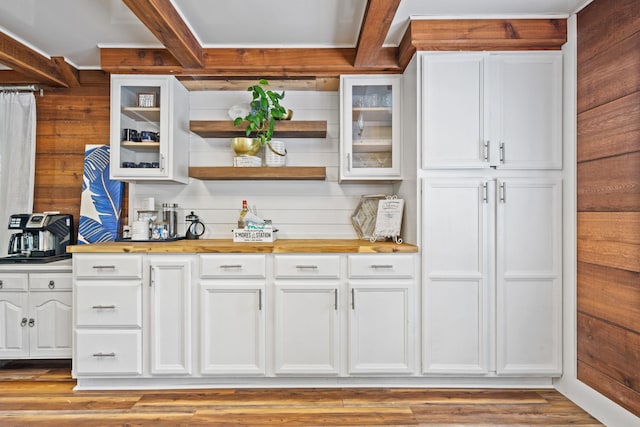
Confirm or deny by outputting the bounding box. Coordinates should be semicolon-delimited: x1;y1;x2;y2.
343;388;548;406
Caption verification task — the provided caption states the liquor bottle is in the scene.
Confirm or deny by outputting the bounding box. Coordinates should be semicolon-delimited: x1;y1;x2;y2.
237;200;248;229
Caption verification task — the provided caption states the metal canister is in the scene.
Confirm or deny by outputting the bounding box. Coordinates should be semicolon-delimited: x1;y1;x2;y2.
162;203;179;238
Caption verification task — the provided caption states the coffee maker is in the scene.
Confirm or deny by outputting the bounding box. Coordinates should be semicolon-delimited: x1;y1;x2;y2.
0;213;74;263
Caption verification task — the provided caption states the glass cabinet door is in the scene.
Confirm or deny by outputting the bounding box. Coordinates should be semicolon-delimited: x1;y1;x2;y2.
340;75;401;180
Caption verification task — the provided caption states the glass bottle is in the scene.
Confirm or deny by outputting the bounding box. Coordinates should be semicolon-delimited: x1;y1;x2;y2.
237;200;248;229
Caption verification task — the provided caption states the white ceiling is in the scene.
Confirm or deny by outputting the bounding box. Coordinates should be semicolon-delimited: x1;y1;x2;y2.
0;0;590;70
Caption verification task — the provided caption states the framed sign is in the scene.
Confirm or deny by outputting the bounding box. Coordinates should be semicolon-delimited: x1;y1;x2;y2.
351;194;404;243
137;92;156;108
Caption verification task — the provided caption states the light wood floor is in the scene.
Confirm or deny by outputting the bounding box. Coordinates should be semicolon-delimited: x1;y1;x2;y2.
0;360;602;426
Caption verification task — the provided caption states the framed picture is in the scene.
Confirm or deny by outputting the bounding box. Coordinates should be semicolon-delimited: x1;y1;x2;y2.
137;92;156;108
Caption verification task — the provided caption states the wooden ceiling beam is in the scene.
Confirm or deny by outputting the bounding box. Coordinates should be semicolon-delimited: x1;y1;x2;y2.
101;47;401;77
0;32;75;87
122;0;204;68
398;18;567;68
354;0;401;67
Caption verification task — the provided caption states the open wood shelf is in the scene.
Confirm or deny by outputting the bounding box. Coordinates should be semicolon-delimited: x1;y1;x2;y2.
189;166;326;181
190;120;327;138
122;107;160;122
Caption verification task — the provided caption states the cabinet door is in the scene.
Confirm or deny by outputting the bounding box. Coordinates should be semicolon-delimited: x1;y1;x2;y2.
274;282;340;375
340;75;402;180
29;291;72;358
348;282;413;374
200;281;265;375
0;292;29;358
496;178;562;375
110;75;189;183
149;256;192;375
422;53;489;169
488;53;562;169
422;178;492;374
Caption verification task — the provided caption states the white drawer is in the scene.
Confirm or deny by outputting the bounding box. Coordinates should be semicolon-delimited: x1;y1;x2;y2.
274;255;340;279
75;329;142;375
0;273;28;291
74;254;142;279
348;255;415;279
200;254;266;278
29;273;72;291
76;281;142;327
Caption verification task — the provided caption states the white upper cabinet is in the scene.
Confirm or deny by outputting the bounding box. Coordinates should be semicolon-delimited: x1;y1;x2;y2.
110;75;189;183
421;52;562;170
340;75;402;180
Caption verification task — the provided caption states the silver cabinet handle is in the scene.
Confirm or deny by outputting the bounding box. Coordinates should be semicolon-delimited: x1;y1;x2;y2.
351;288;355;310
482;182;488;203
92;265;116;270
499;182;506;203
499;142;505;164
483;141;489;162
334;288;338;310
295;265;318;269
21;318;27;327
220;264;242;269
48;280;55;289
92;352;116;357
92;305;116;310
370;264;393;269
258;289;263;311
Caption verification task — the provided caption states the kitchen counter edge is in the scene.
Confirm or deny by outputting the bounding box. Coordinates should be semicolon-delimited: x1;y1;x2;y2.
66;239;418;254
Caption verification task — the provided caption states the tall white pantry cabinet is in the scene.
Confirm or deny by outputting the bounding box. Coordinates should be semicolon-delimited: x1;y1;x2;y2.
417;51;563;377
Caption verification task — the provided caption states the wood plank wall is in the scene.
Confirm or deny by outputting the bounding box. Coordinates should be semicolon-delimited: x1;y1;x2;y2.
576;0;640;417
32;71;127;232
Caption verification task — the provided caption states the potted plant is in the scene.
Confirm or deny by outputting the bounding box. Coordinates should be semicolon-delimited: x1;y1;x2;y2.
233;79;288;146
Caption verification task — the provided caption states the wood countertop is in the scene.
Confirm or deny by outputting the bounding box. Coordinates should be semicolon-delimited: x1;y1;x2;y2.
67;239;418;254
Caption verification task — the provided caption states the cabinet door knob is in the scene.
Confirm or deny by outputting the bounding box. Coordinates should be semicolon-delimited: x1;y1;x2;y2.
28;318;35;327
21;318;27;327
48;280;55;289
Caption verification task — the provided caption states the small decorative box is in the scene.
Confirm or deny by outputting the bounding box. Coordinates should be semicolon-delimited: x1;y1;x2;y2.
232;228;277;242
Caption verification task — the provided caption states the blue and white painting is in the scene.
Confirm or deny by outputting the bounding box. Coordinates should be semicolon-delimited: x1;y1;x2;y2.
78;145;123;244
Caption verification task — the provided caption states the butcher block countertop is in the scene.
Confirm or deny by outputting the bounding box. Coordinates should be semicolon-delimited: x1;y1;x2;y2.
67;239;419;254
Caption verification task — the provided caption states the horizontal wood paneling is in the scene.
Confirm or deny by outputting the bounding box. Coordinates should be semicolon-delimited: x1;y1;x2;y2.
577;151;640;212
578;262;640;333
577;30;640;114
577;0;640;65
578;361;640;417
577;91;640;162
577;212;640;272
577;313;640;395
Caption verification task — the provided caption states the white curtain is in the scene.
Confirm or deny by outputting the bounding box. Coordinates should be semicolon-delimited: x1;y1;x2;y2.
0;92;36;256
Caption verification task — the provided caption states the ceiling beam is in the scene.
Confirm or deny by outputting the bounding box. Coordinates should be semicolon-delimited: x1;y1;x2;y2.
0;32;76;87
398;18;567;69
122;0;203;68
101;47;401;77
354;0;401;67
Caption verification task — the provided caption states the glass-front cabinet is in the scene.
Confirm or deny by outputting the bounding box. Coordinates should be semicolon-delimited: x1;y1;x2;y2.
110;75;189;183
339;75;402;181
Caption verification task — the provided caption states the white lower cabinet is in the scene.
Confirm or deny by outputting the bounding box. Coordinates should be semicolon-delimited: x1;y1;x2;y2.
273;255;340;375
199;254;266;376
347;255;415;375
0;270;72;359
148;255;193;375
422;177;562;376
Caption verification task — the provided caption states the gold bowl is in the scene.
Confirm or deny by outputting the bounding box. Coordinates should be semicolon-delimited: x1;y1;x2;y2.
231;137;260;156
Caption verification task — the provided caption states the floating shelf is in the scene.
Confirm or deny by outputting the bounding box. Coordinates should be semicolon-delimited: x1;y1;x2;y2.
190;120;327;139
189;166;326;181
122;107;160;122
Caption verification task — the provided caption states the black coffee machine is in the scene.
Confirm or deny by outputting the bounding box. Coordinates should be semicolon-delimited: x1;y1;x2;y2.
0;213;74;263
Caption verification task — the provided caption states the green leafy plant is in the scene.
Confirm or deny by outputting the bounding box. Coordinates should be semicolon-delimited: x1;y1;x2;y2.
233;79;287;145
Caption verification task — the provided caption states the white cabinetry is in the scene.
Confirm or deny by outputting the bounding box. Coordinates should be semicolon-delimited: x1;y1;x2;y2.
347;255;415;374
340;75;402;180
148;255;192;375
110;74;189;183
422;178;562;376
273;255;340;375
422;52;562;170
0;269;72;359
74;254;143;376
199;254;266;375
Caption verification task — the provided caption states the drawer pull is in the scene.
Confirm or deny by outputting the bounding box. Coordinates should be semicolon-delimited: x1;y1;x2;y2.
220;264;242;269
295;265;318;269
370;264;393;269
92;305;116;310
48;280;55;289
92;265;116;270
92;352;116;357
